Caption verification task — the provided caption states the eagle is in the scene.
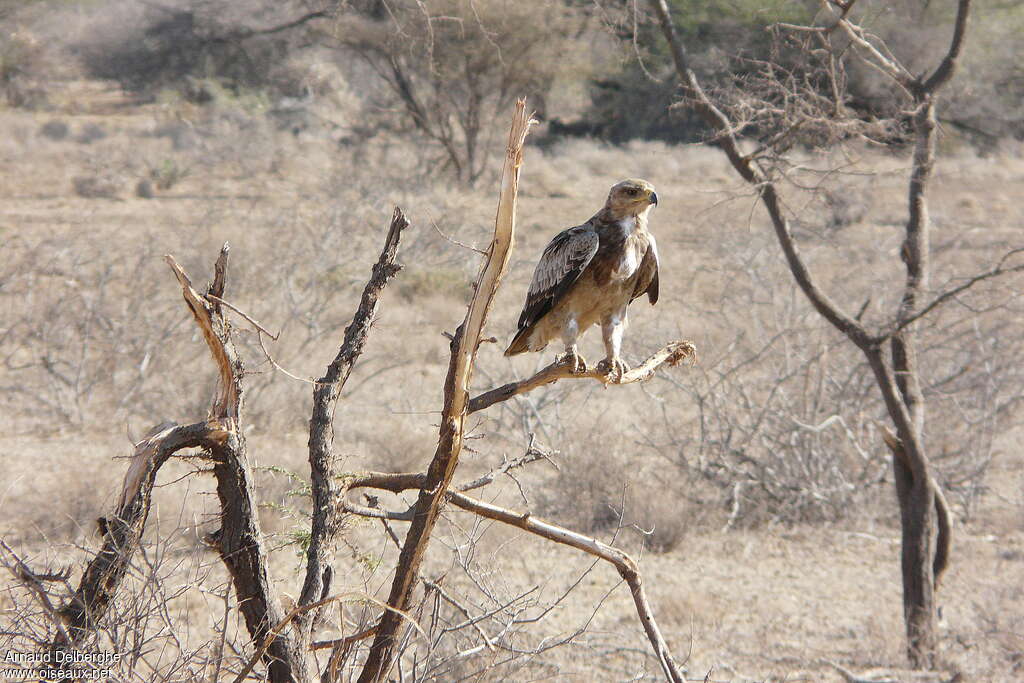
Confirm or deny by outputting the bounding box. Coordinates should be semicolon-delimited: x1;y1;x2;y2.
505;178;660;379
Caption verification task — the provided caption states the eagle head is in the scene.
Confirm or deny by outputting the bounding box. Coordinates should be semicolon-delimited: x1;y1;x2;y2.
606;178;658;219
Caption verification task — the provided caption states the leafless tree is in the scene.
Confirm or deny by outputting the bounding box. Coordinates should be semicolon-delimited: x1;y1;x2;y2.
324;0;588;184
649;0;1024;668
4;102;695;682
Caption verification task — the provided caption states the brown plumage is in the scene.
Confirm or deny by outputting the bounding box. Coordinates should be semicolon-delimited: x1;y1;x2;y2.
505;178;660;377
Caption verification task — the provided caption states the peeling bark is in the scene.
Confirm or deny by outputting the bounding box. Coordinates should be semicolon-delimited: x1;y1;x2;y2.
357;100;533;683
299;208;410;631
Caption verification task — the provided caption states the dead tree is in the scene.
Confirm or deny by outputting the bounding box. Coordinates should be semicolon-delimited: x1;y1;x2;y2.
44;210;409;681
355;100;693;682
646;0;1020;668
48;246;309;679
25;101;694;682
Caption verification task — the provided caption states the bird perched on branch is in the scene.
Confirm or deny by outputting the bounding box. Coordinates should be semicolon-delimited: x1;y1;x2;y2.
505;178;660;379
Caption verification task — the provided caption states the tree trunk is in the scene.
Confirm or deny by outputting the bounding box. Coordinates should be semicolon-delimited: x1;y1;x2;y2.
895;458;938;668
646;0;975;667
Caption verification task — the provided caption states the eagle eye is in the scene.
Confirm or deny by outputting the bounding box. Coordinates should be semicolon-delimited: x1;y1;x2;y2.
625;187;639;196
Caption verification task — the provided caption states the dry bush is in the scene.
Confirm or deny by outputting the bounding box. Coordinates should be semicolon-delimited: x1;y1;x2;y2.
73;0;325;101
38;119;69;141
0;27;53;108
1;235;177;427
327;0;599;184
71;173;122;198
0;508;255;681
838;0;1024;148
147;158;192;190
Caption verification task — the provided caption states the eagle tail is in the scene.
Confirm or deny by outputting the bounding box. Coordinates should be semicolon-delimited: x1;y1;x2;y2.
504;326;533;356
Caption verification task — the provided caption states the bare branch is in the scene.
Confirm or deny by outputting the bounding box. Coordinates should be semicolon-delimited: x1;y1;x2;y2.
165;250;239;422
219;9;331;42
311;624;378;651
823;1;916;93
648;0;872;349
54;422;224;652
0;539;71;646
357;101;533;683
432;219;487;255
172;248;309;680
923;0;973;93
300;208;410;627
468;340;696;414
885;248;1024;336
338;468;685;682
46;251;250;655
422;579;496;651
456;438;557;492
445;492;685;681
206;294;280;341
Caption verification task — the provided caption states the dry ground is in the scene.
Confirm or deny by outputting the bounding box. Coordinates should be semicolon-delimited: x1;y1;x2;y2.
1;79;1023;681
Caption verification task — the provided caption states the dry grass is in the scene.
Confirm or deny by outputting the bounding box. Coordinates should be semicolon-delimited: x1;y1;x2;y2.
1;55;1023;681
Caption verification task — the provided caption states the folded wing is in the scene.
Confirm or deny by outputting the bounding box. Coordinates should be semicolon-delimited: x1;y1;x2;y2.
505;225;600;355
632;233;660;305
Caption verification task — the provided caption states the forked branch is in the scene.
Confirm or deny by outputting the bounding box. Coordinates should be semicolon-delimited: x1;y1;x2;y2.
49;248;304;681
648;0;871;349
886;247;1024;337
48;249;245;656
356;100;534;683
168;246;306;681
340;471;686;682
448;493;685;682
357;100;693;681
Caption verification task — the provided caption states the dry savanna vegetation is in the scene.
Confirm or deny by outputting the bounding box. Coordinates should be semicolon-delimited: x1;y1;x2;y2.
1;1;1023;682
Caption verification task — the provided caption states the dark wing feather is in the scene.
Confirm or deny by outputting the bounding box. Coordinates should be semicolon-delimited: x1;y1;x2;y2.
517;225;599;330
632;233;660;304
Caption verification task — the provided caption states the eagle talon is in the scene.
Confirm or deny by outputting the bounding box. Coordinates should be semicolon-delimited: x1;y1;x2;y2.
557;351;588;374
598;357;630;382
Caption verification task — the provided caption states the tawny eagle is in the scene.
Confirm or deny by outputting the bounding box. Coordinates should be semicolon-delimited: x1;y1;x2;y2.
505;178;660;378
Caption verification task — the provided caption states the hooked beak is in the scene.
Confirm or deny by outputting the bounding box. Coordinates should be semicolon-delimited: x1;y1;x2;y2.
649;191;659;206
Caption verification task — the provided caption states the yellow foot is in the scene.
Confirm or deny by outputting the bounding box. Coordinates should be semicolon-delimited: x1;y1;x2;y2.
557;350;588;374
597;356;630;382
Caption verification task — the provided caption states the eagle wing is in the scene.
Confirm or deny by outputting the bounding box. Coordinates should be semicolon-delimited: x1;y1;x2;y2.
513;224;599;333
518;224;600;328
631;232;660;304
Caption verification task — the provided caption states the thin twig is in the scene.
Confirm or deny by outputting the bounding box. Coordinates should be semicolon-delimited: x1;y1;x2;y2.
432;220;488;255
0;539;71;646
886;248;1024;336
231;593;423;683
205;294;280;340
311;624;379;651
